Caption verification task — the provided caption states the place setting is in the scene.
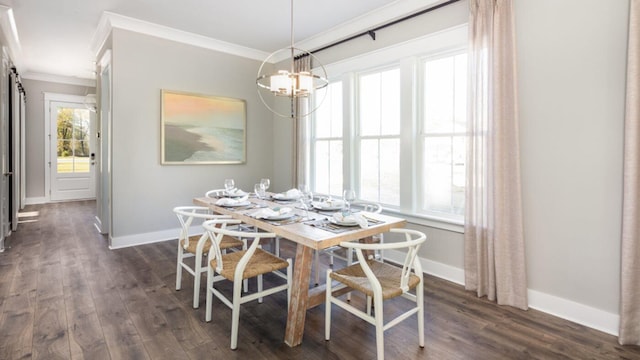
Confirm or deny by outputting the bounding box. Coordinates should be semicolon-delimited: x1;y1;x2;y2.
305;190;385;233
271;188;302;203
212;178;259;210
247;206;303;226
311;197;346;215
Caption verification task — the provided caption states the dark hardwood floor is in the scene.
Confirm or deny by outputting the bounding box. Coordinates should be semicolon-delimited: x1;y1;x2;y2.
1;201;639;359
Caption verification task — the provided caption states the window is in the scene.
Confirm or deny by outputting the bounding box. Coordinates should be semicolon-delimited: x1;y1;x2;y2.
311;81;343;197
421;53;467;219
308;25;468;225
358;68;401;206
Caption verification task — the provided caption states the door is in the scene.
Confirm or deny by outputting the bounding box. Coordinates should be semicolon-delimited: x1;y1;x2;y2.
49;100;96;201
0;54;8;248
95;57;111;235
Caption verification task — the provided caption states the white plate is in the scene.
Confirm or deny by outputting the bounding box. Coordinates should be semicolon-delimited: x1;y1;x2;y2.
220;201;251;207
312;202;344;211
273;193;300;201
265;212;295;221
328;217;359;227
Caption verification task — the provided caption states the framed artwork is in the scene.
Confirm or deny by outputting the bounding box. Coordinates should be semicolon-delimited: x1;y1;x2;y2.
161;89;246;164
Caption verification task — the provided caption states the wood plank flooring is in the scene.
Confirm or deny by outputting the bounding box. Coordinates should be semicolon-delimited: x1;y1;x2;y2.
0;200;639;359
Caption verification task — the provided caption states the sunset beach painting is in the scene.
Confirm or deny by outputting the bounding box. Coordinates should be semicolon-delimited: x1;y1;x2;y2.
161;90;246;164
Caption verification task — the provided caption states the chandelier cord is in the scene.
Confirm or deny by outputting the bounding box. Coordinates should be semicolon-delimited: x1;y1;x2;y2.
289;0;294;73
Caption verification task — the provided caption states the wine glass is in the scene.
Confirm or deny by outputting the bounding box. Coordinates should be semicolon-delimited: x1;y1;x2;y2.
224;179;235;194
260;178;270;192
298;183;310;194
342;189;356;214
254;183;266;200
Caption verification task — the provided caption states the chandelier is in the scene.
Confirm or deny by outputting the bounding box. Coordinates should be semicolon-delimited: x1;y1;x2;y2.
256;0;328;118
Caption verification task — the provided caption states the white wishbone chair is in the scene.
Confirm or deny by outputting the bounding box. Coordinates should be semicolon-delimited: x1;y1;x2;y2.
203;219;292;350
173;206;245;308
325;228;427;360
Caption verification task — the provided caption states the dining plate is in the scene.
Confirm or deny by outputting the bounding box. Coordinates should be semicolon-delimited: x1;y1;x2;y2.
312;201;343;211
220;201;251;207
328;217;359;226
265;212;295;221
273;193;300;201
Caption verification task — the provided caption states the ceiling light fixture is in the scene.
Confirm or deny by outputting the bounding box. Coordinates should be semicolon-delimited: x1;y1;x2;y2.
256;0;328;118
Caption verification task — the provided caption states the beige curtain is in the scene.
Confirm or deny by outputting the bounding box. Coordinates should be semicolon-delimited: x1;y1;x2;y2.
464;0;528;309
619;0;640;346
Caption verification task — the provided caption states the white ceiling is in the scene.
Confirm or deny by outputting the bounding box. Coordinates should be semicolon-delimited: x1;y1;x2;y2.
0;0;443;84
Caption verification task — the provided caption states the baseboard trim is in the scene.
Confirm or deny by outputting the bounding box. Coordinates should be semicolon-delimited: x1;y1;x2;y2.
25;197;47;205
108;226;206;250
527;289;619;336
109;227;180;249
384;249;619;336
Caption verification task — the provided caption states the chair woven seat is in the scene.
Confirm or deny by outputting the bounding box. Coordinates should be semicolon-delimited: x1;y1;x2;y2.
180;234;243;254
330;260;420;300
210;248;290;281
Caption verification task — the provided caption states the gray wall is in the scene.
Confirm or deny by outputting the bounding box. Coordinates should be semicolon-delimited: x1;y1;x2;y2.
22;79;92;199
516;0;628;315
109;29;276;239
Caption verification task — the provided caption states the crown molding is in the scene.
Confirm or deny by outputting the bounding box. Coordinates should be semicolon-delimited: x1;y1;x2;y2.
89;1;447;65
90;11;270;62
21;71;96;87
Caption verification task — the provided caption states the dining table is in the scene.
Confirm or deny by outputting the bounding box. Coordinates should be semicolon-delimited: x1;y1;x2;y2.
193;193;406;347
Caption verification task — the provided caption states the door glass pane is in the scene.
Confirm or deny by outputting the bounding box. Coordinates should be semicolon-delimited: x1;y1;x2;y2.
57;106;91;173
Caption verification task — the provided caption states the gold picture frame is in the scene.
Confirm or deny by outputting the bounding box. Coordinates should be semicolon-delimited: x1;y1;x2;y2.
161;90;246;164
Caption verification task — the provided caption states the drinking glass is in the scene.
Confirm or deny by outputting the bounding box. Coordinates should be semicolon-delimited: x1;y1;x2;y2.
254;183;266;200
342;189;356;214
298;183;310;194
260;178;271;192
299;188;314;220
224;179;235;194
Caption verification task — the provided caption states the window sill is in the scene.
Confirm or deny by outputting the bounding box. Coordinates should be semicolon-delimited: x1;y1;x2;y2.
383;209;464;233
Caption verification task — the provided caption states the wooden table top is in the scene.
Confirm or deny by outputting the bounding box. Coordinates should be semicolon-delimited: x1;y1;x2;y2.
193;196;406;250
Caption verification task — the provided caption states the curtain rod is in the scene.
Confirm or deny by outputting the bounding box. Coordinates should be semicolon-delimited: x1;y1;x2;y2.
306;0;462;56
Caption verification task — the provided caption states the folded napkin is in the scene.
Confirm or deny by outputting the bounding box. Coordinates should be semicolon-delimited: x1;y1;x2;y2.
276;188;301;199
333;212;368;228
215;195;249;206
225;188;247;197
313;199;345;209
250;207;292;219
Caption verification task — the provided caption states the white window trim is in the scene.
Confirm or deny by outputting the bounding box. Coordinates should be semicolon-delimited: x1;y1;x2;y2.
311;24;468;232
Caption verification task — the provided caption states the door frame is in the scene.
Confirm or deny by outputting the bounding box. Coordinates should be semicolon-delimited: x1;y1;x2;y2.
43;92;96;202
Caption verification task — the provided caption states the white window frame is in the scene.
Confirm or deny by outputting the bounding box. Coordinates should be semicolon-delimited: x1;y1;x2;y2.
354;64;402;207
309;24;467;232
416;50;468;223
310;80;345;198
